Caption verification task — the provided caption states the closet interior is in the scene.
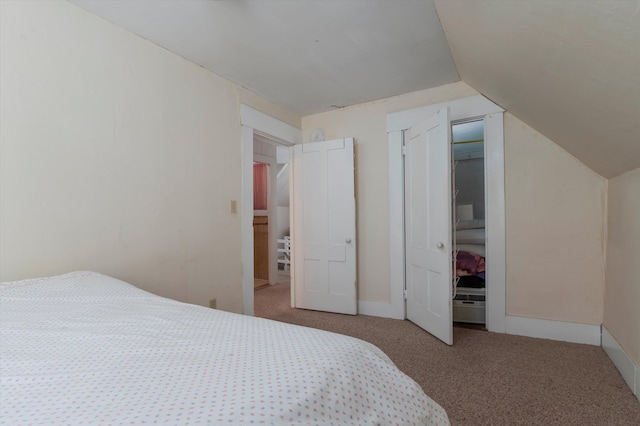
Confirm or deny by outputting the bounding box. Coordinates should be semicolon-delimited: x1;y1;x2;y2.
452;120;486;325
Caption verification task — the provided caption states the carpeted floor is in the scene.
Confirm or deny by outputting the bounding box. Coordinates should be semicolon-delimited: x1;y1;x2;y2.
255;279;640;425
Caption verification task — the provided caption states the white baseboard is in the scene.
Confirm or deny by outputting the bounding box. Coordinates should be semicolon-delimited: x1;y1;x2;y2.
602;326;639;400
505;315;601;346
359;308;603;347
358;300;404;320
637;366;640;402
358;308;638;401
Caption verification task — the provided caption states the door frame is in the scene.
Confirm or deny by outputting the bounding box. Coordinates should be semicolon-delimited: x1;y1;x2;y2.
387;95;507;333
240;105;302;316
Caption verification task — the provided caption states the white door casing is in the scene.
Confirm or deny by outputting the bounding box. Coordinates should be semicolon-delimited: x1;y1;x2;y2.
291;138;357;315
404;109;453;345
241;105;302;316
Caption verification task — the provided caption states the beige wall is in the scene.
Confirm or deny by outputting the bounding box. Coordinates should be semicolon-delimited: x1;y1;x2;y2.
238;87;300;130
302;82;478;302
302;85;607;325
0;0;613;327
0;0;299;313
604;168;640;365
504;114;606;324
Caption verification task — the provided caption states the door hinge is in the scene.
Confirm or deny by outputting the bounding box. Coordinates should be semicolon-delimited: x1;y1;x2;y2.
401;145;406;156
403;288;408;300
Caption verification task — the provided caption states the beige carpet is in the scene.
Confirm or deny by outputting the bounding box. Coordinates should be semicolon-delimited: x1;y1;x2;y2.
255;280;640;425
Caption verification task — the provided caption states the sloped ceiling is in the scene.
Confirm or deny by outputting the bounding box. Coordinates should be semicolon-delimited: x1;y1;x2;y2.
435;0;640;178
69;0;639;178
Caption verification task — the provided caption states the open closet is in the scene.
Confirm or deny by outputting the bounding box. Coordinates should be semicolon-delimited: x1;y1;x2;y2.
452;120;487;325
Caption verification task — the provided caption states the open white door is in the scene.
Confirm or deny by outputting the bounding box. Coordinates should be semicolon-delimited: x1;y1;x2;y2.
291;138;357;315
404;109;453;345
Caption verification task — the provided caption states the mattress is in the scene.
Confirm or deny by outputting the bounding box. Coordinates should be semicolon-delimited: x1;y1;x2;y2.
0;271;449;425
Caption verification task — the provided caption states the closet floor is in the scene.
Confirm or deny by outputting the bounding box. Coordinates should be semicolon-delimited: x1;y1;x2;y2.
453;322;487;331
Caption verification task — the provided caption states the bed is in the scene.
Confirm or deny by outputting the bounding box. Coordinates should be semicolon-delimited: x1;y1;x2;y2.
0;271;449;425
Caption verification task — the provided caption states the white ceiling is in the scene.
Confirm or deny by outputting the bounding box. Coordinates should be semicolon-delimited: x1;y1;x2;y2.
69;0;459;116
69;0;639;178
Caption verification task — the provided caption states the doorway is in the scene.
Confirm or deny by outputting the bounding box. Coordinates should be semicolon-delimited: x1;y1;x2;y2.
241;105;302;316
387;94;506;342
253;135;292;291
451;119;487;327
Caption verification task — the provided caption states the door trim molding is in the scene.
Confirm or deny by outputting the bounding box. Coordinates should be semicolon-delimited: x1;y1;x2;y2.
484;112;506;332
388;131;406;319
387;95;507;333
241;105;302;146
386;95;504;132
241;105;302;316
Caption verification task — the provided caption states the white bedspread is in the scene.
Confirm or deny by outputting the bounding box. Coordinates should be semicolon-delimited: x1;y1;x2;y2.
1;271;449;425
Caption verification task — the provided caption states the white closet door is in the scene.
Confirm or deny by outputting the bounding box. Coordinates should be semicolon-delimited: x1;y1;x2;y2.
404;109;453;345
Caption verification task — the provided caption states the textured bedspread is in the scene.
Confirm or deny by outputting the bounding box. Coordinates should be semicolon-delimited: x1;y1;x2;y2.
0;271;449;425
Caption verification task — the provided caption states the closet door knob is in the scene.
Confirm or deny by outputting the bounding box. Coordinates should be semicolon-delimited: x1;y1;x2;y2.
345;238;352;244
436;242;444;249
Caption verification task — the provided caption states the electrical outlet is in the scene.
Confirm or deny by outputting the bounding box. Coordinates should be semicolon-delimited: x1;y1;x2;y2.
230;200;237;214
209;298;217;309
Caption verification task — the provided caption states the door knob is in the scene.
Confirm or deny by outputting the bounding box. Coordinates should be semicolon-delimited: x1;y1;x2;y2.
436;242;444;249
345;238;352;244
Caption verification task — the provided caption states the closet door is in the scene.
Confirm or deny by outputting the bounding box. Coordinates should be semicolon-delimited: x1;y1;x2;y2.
404;108;453;345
